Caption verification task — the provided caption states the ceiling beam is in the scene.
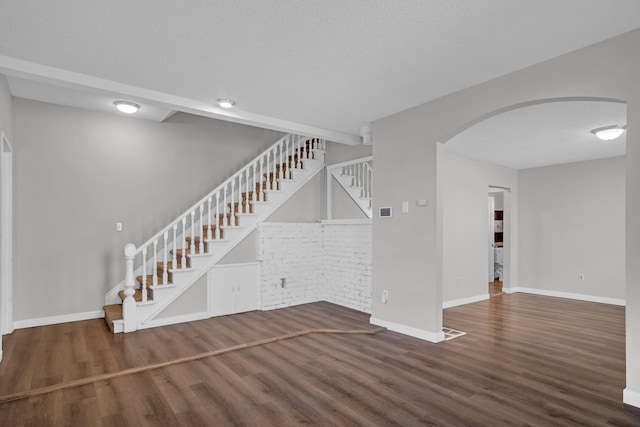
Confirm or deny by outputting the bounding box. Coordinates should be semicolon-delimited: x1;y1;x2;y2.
0;55;361;145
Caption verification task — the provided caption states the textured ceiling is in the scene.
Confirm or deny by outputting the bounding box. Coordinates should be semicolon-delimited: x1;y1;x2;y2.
445;101;627;170
1;1;640;143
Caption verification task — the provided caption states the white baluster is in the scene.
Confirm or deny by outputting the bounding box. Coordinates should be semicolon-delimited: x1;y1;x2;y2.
199;204;204;253
278;142;283;179
190;210;196;253
215;192;221;239
181;217;187;267
152;239;158;286
162;231;168;285
260;158;265;200
244;169;249;212
141;246;148;302
266;150;270;189
207;198;212;240
231;180;236;226
223;185;228;226
253;163;258;202
285;138;290;179
172;224;177;268
296;139;301;169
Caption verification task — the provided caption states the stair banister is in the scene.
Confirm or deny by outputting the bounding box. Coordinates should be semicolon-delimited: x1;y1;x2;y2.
326;156;373;219
121;134;306;302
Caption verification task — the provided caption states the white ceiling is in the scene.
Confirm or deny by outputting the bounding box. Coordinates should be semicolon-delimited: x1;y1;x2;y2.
445;101;627;169
0;1;639;146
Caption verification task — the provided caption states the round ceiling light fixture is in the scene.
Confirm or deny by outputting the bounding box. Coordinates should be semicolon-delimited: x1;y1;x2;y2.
217;98;236;109
114;101;140;114
590;124;626;141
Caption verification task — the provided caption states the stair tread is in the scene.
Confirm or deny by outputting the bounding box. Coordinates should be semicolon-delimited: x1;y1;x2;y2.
157;260;188;270
118;288;150;303
136;274;171;285
171;247;207;256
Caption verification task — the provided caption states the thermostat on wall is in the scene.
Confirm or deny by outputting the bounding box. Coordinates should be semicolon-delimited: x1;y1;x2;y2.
379;207;393;218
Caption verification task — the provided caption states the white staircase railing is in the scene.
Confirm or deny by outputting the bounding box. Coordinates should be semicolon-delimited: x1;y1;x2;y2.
327;156;373;219
119;134;325;332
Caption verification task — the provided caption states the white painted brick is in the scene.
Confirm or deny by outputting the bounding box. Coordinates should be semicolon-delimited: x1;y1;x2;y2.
257;222;372;314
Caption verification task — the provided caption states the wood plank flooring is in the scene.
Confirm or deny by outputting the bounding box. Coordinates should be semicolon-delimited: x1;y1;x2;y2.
1;295;640;426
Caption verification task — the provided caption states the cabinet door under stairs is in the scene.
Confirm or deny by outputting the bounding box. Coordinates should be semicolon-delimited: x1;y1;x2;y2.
208;263;259;317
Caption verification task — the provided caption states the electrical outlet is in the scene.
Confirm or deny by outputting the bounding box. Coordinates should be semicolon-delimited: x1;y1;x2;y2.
578;273;585;281
116;223;122;232
382;290;389;304
280;278;286;288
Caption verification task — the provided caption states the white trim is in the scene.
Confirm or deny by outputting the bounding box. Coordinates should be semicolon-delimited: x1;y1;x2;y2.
370;317;445;343
0;133;12;335
326;155;373;169
213;261;260;269
512;287;625;306
321;219;372;225
0;55;359;145
443;293;489;309
0;350;3;362
13;310;105;330
137;311;209;330
624;388;640;408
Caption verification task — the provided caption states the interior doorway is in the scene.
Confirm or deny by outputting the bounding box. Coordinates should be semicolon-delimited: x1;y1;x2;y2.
488;187;506;297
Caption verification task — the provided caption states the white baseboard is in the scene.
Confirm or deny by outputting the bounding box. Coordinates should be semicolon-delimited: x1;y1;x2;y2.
13;310;105;330
443;293;489;309
139;311;210;330
624;388;640;408
512;287;625;306
370;317;445;343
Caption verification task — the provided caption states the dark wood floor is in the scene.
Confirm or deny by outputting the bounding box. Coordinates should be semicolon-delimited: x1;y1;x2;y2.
1;295;639;426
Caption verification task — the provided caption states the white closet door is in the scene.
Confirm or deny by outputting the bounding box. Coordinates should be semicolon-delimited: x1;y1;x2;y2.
208;266;237;317
235;263;259;314
208;263;259;317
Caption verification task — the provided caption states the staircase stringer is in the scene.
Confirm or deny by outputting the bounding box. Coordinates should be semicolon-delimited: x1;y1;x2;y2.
136;156;325;329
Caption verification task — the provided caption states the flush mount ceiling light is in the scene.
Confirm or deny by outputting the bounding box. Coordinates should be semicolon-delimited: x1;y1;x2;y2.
591;124;626;141
217;98;236;109
114;101;140;114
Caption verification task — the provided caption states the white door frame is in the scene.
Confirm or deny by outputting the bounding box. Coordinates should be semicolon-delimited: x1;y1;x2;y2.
488;196;495;282
1;132;13;335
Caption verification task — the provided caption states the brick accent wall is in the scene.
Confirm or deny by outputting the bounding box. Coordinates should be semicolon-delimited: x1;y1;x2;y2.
257;223;324;310
256;221;372;313
323;223;372;313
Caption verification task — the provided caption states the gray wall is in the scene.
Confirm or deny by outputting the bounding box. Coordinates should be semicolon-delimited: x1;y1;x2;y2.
440;149;517;303
0;76;11;142
0;75;11;355
13;99;283;320
518;157;625;299
372;28;640;399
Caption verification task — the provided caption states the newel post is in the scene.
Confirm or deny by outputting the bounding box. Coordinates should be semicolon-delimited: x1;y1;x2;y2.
123;243;138;333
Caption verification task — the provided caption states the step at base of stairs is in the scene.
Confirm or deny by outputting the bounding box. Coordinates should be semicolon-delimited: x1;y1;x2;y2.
103;304;122;332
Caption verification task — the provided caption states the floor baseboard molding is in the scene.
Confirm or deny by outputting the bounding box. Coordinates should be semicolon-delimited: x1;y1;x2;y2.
370;317;445;343
13;310;105;330
624;388;640;408
512;287;625;306
443;293;489;309
140;311;210;330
